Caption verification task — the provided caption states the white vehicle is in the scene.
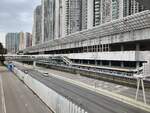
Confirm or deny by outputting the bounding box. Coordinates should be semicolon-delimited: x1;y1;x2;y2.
43;72;49;77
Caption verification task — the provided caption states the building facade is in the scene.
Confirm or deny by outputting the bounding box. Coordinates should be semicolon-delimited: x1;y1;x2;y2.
65;0;88;35
123;0;145;17
19;32;25;51
42;0;55;42
26;1;150;76
5;33;19;54
32;5;42;46
93;0;145;26
25;32;32;48
33;0;146;42
25;10;150;75
19;32;32;51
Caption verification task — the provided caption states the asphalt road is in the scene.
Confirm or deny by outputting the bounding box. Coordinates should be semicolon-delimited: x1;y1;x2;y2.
16;65;150;113
0;66;53;113
16;62;150;104
37;66;150;104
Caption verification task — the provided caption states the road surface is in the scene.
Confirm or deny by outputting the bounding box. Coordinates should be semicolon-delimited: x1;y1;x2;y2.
15;62;150;104
16;65;150;113
0;66;53;113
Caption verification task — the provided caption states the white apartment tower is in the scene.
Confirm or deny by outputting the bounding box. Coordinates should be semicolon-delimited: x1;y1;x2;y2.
65;0;88;35
32;5;42;46
93;0;145;26
55;0;67;38
42;0;55;42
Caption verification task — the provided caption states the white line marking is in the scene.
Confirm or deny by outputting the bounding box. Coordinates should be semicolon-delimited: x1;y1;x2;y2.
0;75;6;113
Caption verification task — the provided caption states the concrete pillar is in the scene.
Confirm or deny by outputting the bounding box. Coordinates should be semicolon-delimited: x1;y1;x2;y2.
102;44;104;52
88;60;90;65
136;43;140;51
95;60;98;65
33;61;36;68
121;61;124;68
136;62;140;69
109;61;111;67
87;0;94;29
87;46;88;52
80;60;83;64
108;44;110;51
121;44;124;51
100;61;102;66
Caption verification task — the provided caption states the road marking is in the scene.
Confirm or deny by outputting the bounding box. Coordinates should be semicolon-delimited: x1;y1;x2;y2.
0;75;6;113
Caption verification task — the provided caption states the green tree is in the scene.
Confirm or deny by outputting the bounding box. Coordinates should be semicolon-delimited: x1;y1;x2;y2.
0;42;6;65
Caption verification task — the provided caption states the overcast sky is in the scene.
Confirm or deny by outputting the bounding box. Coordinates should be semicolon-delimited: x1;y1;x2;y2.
0;0;41;33
0;0;41;46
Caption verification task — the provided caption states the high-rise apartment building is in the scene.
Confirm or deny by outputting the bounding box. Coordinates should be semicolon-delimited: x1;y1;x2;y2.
32;5;42;46
123;0;145;17
66;0;81;34
32;0;146;44
93;0;112;26
65;0;88;35
19;32;25;50
93;0;145;26
5;33;19;54
25;32;32;48
81;0;88;30
112;0;119;20
42;0;55;42
19;32;32;50
55;0;63;38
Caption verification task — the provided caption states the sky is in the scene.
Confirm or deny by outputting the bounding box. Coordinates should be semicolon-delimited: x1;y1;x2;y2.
0;0;41;46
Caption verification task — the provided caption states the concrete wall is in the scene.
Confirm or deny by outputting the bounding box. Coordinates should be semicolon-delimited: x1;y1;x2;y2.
54;51;145;61
13;68;88;113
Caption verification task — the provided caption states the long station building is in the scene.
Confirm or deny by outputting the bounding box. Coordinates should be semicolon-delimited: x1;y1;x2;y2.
24;0;150;76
